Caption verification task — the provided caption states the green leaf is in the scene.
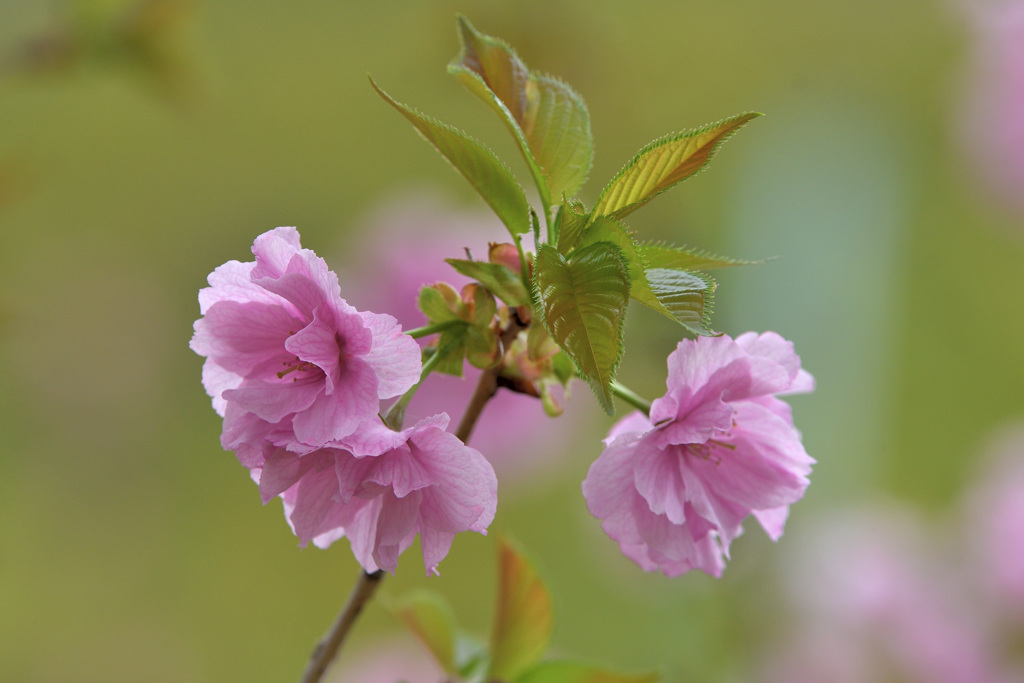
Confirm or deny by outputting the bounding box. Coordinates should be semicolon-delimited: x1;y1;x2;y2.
645;268;717;336
556;198;589;254
371;77;531;237
591;113;760;221
489;540;553;681
449;16;594;208
580;216;646;298
515;661;659;683
447;258;530;306
640;242;761;270
534;242;629;414
390;591;459;675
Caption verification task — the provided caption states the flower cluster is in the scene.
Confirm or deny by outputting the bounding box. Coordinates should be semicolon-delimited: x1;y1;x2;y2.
583;332;814;577
191;227;497;575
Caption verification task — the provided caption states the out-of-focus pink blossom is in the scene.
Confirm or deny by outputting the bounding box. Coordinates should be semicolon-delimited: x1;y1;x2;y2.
254;414;497;575
326;635;443;683
191;227;422;465
967;424;1024;614
770;507;1006;683
957;1;1024;216
582;332;814;577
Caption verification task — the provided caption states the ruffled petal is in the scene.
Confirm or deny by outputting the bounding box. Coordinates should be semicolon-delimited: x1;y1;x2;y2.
359;311;423;399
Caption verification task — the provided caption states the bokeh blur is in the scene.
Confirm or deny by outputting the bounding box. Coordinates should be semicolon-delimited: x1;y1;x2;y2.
2;1;1023;681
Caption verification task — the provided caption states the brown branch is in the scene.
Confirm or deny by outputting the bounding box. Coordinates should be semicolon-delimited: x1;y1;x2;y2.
299;570;385;683
454;310;528;445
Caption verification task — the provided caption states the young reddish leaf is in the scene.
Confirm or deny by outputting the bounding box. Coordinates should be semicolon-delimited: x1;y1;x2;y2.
645;268;717;336
489;540;553;681
371;78;531;237
534;242;629;414
449;15;594;208
515;661;660;683
591;113;760;221
446;258;530;306
390;591;459;675
640;242;761;270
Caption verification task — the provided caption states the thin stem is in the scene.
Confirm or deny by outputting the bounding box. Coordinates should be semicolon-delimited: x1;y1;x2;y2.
299;570;385;683
382;346;445;430
610;380;652;416
455;363;500;444
455;311;527;444
405;320;457;339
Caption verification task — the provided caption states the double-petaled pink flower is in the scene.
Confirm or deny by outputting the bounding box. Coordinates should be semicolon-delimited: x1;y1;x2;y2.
582;332;814;577
257;415;497;575
190;227;422;464
192;228;497;574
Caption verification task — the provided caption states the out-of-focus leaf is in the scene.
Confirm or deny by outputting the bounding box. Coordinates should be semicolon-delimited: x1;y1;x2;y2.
489;539;553;681
591;113;760;221
449;15;593;207
371;78;531;237
390;591;458;675
534;242;629;414
640;242;760;270
447;258;530;306
515;661;660;683
645;268;717;336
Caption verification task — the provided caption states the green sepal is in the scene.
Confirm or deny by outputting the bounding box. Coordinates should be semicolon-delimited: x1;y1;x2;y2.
533;242;629;414
371;77;531;237
591;113;760;221
417;283;499;375
447;258;530;306
448;16;594;210
514;661;660;683
488;539;553;682
640;241;761;270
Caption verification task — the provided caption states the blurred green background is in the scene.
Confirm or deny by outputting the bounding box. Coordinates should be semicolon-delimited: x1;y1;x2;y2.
1;1;1023;681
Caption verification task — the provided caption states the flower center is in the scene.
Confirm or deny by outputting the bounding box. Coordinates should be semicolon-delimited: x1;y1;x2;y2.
277;357;318;381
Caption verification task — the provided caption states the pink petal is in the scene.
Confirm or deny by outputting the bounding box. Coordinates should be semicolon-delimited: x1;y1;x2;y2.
259;446;333;504
753;505;790;541
284;306;344;391
250;227;302;279
634;443;689;524
419;525;456;576
289;466;344;546
192;300;301;374
223;375;323;424
583;433;641;520
360;311;423;398
366;447;436;498
605;411;653;444
200;359;242;417
291;358;379;444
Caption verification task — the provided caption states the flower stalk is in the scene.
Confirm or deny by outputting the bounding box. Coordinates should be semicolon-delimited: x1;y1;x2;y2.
299;569;385;683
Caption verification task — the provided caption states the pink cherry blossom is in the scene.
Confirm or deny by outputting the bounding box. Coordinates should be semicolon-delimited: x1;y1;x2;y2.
582;332;814;577
957;0;1024;217
253;414;497;575
190;227;422;463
